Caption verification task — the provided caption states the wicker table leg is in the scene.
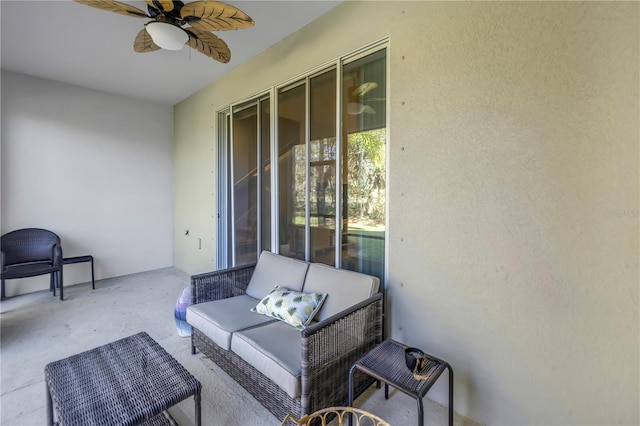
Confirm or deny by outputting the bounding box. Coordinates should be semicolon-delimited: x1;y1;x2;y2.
348;364;356;426
46;383;53;426
195;392;201;426
447;364;454;426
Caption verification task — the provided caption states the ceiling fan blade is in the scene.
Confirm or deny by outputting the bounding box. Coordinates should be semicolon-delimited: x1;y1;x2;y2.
180;1;254;32
347;102;376;115
73;0;149;18
352;82;378;98
134;28;161;53
362;105;376;114
185;27;231;63
144;0;177;13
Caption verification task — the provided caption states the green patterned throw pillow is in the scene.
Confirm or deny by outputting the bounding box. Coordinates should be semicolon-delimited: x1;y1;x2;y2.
251;285;327;330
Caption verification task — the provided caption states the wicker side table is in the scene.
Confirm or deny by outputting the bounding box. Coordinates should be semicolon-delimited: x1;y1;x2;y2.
62;255;95;289
348;339;453;426
44;332;201;426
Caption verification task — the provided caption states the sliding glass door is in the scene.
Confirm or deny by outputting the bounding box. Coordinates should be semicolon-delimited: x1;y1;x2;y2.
218;45;386;283
277;68;339;266
231;103;258;265
219;96;271;266
341;50;386;280
277;83;306;260
309;69;337;265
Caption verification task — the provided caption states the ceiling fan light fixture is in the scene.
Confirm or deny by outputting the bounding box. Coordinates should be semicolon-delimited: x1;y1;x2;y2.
146;21;188;51
347;102;365;115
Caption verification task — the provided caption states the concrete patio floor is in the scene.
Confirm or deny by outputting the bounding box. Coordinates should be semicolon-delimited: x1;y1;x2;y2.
0;268;477;426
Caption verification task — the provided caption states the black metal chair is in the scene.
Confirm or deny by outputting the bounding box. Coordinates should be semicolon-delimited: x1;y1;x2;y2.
1;228;63;300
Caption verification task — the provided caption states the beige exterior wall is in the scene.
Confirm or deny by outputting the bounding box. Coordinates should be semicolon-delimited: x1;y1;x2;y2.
2;71;174;295
174;2;639;424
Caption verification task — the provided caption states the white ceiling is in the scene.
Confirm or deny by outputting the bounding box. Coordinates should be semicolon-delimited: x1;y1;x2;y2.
1;0;341;105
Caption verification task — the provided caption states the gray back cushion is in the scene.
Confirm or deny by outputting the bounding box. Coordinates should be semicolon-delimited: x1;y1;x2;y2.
245;251;310;299
301;264;380;322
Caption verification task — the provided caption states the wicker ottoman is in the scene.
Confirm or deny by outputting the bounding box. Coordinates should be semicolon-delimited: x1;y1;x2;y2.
44;332;201;426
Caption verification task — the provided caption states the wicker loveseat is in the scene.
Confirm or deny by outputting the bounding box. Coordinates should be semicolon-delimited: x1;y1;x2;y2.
186;251;383;421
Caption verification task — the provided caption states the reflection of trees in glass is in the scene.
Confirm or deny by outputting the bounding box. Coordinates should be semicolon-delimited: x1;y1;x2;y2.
292;139;339;226
311;138;336;224
293;144;306;225
347;129;386;226
291;131;385;228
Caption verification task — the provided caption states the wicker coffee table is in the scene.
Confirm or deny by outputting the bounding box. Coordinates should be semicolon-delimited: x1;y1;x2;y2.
44;332;201;426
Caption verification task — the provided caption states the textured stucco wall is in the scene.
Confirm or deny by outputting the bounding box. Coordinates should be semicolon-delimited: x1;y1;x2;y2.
386;2;638;424
173;2;639;424
173;90;218;273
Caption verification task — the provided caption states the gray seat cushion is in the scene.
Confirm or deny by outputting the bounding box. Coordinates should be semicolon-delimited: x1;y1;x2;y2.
186;295;276;350
245;251;310;299
231;321;302;399
301;263;380;321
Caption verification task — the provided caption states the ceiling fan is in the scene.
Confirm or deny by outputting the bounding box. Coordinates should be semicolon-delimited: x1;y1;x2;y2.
348;82;380;115
73;0;254;63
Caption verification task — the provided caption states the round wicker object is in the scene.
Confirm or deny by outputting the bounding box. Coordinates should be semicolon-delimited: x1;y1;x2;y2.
281;406;389;426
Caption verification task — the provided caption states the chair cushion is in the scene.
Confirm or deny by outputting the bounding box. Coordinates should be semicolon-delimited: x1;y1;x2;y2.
186;295;276;350
231;321;302;398
301;263;380;322
1;262;58;279
245;251;309;299
251;285;327;330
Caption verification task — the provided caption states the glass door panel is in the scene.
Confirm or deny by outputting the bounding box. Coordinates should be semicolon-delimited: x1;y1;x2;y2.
232;104;258;265
341;50;387;281
277;83;306;260
309;69;337;265
260;98;271;252
217;111;232;269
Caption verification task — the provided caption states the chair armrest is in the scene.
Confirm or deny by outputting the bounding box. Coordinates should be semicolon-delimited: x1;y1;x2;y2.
52;244;63;267
300;293;383;414
1;250;4;272
190;263;257;305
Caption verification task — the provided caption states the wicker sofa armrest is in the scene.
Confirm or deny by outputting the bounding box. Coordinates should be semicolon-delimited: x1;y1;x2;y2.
190;263;257;305
300;292;383;415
